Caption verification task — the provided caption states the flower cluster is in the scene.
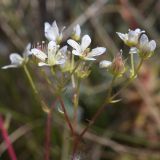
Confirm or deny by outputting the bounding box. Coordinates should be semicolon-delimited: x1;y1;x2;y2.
2;23;156;82
99;28;156;77
116;28;156;59
2;21;107;79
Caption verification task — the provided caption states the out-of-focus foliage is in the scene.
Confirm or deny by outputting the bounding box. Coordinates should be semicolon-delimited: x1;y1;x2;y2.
0;0;160;160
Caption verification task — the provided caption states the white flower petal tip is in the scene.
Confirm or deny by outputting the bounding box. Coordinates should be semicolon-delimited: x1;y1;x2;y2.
89;47;106;57
139;34;149;45
116;32;126;41
31;48;47;61
74;24;81;36
149;40;156;51
38;62;49;67
67;39;81;52
99;60;112;68
84;57;96;61
44;22;51;32
60;45;67;54
23;43;32;57
2;64;19;69
81;35;91;51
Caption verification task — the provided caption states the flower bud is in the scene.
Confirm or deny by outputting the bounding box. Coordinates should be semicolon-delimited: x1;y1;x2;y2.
110;52;125;77
138;34;156;59
71;24;81;41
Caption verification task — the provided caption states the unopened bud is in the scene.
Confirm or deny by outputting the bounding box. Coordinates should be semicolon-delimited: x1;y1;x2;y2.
110;52;125;77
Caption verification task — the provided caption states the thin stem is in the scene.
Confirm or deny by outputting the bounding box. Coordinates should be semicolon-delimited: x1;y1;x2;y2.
107;75;117;100
72;59;144;158
111;58;144;100
135;58;143;75
51;67;59;83
0;115;17;160
64;60;81;85
44;100;57;160
23;65;38;94
72;75;116;159
73;78;80;130
72;101;107;160
130;53;135;77
58;97;74;136
23;65;50;112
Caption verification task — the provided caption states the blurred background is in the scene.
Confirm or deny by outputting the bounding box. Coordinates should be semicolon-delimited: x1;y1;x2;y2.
0;0;160;159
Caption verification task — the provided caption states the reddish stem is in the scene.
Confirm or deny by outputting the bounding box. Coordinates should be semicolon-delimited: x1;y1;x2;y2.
58;97;74;136
44;101;57;160
0;114;17;160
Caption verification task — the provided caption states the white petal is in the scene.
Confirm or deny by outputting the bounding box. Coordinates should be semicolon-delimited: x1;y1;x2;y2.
83;57;96;61
60;45;67;55
10;53;24;65
31;48;47;61
135;28;145;34
52;21;59;37
99;60;112;68
44;22;57;41
48;41;57;54
88;47;106;57
47;41;58;65
44;22;51;32
140;34;149;46
2;64;19;69
149;40;156;51
81;35;91;51
38;62;50;67
72;50;81;56
23;43;32;58
116;32;127;41
74;24;81;37
55;51;66;64
67;39;81;53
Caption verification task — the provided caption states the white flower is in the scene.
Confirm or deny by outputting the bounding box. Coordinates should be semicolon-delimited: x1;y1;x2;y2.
138;34;156;58
2;43;31;69
31;41;67;66
44;21;65;43
99;60;112;68
117;28;145;46
67;35;106;60
71;24;81;41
